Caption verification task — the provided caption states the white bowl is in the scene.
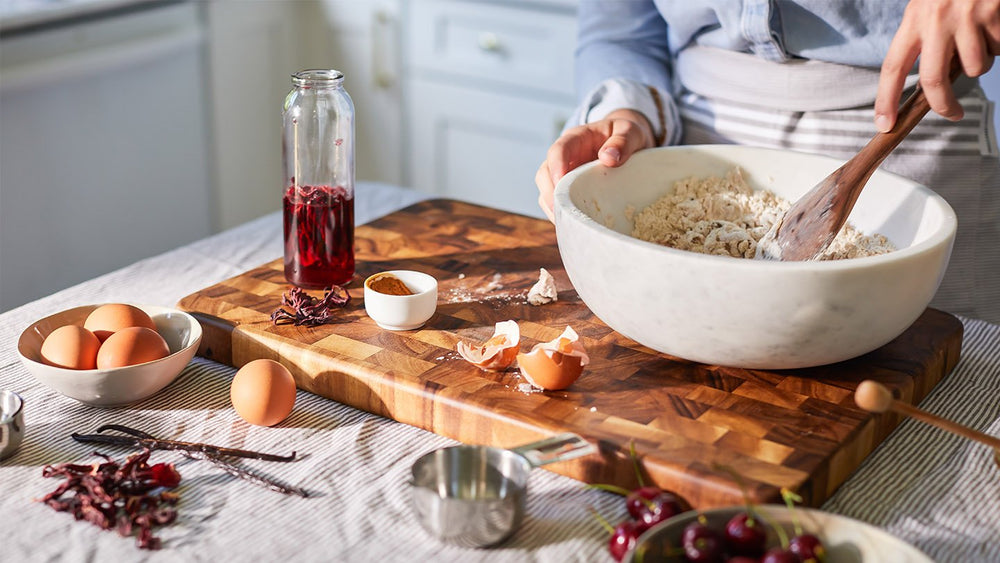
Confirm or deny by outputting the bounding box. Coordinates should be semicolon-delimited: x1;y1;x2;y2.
363;270;438;330
17;304;202;406
554;145;956;369
623;505;932;562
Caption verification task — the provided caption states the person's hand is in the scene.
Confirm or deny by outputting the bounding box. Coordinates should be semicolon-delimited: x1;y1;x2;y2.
875;0;1000;132
535;109;655;222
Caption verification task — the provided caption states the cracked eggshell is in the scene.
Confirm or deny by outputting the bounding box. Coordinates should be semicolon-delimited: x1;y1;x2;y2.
457;320;520;371
516;326;590;390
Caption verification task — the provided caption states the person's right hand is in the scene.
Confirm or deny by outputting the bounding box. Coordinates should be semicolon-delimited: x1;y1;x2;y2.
535;109;655;222
875;0;1000;132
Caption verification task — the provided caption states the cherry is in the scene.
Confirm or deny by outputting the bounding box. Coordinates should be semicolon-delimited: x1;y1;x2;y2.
789;533;826;562
727;558;761;563
586;441;689;533
627;486;685;527
780;488;826;563
589;506;647;562
725;511;768;557
624;441;687;526
608;519;646;562
681;517;725;563
761;546;799;563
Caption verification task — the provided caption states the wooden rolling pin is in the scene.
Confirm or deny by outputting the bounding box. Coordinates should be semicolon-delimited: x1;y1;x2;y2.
855;380;1000;451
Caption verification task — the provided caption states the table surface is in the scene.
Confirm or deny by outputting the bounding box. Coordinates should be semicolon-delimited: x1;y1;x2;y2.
1;183;998;562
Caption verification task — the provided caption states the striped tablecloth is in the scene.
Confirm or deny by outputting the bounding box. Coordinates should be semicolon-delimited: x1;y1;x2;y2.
1;183;997;562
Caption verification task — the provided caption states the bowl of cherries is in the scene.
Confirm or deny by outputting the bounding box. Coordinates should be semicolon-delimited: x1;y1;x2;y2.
618;489;933;563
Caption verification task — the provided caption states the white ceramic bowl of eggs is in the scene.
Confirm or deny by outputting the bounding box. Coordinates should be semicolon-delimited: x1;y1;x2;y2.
17;304;202;406
553;145;956;369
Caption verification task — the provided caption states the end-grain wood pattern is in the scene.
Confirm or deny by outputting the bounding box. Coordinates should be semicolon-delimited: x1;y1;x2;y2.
177;199;963;509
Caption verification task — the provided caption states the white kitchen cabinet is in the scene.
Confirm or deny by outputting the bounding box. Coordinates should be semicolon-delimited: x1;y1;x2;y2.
206;0;576;223
206;0;407;230
407;78;574;217
203;0;303;231
405;0;578;218
311;0;406;187
0;2;212;312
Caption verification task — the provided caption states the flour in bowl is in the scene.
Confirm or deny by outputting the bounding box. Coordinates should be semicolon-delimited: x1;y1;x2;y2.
630;168;895;260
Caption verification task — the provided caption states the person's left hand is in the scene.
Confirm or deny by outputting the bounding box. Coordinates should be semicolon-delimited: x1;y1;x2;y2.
875;0;1000;132
535;109;654;222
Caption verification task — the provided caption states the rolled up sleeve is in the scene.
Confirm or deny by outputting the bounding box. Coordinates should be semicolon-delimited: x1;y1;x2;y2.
571;0;681;145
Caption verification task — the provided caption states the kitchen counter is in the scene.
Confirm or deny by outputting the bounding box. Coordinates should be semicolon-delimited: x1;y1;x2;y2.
0;182;998;561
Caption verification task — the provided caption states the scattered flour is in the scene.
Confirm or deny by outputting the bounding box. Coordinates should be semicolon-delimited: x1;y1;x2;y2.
516;382;541;395
630;168;895;260
445;271;519;306
484;273;504;292
444;270;548;308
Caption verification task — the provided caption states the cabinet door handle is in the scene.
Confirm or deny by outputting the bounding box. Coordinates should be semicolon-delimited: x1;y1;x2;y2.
372;9;399;89
478;32;501;53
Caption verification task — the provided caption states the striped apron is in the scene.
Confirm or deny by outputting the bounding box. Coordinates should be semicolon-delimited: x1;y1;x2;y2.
675;47;1000;323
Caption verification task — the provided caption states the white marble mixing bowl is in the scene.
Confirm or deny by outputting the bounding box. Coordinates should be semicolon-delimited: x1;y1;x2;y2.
553;145;956;369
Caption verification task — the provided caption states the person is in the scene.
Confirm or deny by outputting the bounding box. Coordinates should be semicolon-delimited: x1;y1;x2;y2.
536;0;1000;323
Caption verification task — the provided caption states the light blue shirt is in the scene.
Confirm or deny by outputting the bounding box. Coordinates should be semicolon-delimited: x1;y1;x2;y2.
572;0;908;144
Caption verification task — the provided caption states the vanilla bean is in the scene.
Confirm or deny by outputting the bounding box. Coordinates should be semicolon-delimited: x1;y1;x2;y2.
81;424;308;497
185;451;309;498
70;425;297;462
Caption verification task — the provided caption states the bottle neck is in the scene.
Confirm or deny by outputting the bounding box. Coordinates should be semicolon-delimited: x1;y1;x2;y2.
291;69;344;89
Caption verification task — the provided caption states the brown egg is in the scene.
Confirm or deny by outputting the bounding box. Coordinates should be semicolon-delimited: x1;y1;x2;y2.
456;320;520;371
40;325;101;370
96;326;171;369
230;359;297;427
84;304;157;342
516;326;590;391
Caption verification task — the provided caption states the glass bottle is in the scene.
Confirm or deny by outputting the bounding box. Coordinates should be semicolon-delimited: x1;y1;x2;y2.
281;69;355;288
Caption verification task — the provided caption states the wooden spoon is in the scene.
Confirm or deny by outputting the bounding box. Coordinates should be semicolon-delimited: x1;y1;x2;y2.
755;67;963;261
854;380;1000;452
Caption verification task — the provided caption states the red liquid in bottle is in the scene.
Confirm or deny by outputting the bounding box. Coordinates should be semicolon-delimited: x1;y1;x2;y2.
283;184;355;288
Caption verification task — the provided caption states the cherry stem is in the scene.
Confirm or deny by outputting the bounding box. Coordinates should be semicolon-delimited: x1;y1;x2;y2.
588;506;616;534
584;483;657;510
585;483;632;496
780;487;805;537
755;510;790;549
629;440;647;488
713;463;756;526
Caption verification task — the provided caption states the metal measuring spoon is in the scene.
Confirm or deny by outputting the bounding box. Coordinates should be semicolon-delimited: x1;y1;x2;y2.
0;390;25;461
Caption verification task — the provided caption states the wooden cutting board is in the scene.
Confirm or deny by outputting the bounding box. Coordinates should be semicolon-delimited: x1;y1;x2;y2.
177;199;963;509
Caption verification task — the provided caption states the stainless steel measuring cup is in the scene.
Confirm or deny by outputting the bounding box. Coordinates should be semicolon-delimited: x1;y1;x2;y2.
0;390;25;461
409;432;596;548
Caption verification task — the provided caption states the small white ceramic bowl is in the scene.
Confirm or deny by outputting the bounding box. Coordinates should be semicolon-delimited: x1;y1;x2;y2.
622;505;932;562
554;145;956;369
364;270;438;331
17;304;202;407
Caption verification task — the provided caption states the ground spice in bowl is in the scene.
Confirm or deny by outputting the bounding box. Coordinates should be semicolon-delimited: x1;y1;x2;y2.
366;273;414;296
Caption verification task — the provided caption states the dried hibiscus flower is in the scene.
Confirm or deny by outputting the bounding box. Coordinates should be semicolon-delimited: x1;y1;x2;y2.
40;449;181;550
270;285;350;326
